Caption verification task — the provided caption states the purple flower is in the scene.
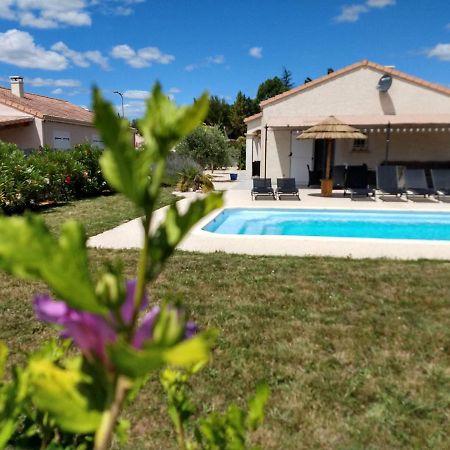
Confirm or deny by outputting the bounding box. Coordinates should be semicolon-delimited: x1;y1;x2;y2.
34;294;116;364
120;279;148;326
33;279;198;367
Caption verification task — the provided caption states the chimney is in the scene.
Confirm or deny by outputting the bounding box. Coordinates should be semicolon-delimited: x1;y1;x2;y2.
10;76;24;98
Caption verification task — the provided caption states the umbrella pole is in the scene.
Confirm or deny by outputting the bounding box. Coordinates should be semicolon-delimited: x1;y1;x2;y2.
325;139;332;179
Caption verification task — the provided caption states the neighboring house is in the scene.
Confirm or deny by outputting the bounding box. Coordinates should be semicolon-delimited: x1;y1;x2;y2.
0;76;104;150
245;60;450;185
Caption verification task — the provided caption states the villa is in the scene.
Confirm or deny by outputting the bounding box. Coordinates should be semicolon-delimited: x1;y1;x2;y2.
244;60;450;185
0;76;102;150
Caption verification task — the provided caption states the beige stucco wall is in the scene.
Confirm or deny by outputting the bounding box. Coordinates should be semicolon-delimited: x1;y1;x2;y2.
0;120;43;150
42;120;100;148
335;130;450;167
263;67;450;119
259;129;450;184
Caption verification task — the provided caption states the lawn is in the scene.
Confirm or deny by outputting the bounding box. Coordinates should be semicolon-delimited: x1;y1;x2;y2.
37;186;178;236
1;250;450;449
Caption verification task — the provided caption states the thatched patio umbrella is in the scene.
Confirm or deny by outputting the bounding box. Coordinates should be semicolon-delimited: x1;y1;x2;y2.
297;116;367;196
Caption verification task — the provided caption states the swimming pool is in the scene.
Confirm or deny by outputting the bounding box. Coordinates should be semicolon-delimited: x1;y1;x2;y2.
203;208;450;241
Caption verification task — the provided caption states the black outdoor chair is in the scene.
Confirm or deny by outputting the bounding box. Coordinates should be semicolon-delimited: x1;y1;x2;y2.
405;169;434;198
344;165;375;200
376;165;406;198
431;169;450;200
276;178;300;200
307;164;322;187
251;178;275;200
332;165;346;189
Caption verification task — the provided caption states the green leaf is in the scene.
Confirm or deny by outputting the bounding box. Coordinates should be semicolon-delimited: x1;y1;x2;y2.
0;342;7;379
140;84;209;163
94;84;209;209
164;331;217;368
0;215;104;314
0;367;28;449
108;341;165;378
109;332;215;379
147;193;223;279
93;88;152;208
246;383;270;430
28;358;102;434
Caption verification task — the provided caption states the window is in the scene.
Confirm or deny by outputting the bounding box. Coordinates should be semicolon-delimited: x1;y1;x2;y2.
352;138;369;152
53;130;71;150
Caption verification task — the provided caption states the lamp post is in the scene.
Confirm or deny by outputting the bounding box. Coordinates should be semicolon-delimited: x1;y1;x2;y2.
113;90;124;118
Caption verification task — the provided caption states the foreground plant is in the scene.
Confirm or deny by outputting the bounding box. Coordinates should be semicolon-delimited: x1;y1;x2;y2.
0;85;247;449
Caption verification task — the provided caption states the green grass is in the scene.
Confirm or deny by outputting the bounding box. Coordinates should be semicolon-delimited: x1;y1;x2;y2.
37;187;178;236
1;251;450;449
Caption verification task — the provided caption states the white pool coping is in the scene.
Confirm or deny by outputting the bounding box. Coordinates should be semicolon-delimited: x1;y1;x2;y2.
88;172;450;260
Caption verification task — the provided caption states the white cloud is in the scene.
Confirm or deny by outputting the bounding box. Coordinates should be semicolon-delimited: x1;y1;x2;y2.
0;0;91;28
427;43;450;62
0;29;67;70
94;0;145;17
366;0;395;7
335;0;395;23
167;87;181;100
335;5;369;22
111;44;174;68
52;42;110;70
249;47;263;59
123;90;149;99
185;55;225;71
123;100;146;117
51;88;63;95
27;78;81;87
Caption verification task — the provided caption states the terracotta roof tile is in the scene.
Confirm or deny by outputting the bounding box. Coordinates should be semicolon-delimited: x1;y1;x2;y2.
258;60;450;108
0;86;93;125
243;112;262;123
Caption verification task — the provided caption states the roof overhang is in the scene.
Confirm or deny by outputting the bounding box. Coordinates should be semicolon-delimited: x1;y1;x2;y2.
0;115;33;128
267;114;450;129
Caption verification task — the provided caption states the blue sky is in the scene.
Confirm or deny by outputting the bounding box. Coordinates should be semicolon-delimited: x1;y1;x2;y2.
0;0;448;118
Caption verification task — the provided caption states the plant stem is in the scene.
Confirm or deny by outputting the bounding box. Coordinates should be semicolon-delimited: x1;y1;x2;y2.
95;211;152;449
130;213;151;331
94;376;130;450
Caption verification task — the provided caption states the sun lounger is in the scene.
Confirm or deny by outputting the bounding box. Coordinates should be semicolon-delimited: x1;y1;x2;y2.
344;165;374;200
307;164;322;187
431;169;450;199
376;165;406;198
332;165;346;189
405;169;434;198
251;178;275;200
276;178;299;200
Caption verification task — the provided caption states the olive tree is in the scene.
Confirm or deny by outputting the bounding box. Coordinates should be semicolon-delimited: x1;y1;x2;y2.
175;124;231;172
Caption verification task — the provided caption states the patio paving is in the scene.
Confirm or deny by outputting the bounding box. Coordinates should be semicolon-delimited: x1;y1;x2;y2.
88;170;450;260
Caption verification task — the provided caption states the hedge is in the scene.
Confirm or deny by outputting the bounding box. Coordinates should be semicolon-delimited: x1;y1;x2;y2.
0;142;109;214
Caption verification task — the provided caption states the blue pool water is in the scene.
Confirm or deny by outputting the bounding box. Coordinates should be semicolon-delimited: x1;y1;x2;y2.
203;208;450;241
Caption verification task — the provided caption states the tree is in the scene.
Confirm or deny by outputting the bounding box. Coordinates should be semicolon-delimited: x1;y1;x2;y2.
281;67;294;89
256;76;288;103
176;125;231;171
229;91;259;139
204;96;231;135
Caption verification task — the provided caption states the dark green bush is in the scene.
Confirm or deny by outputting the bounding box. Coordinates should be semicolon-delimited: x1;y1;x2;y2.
0;141;110;214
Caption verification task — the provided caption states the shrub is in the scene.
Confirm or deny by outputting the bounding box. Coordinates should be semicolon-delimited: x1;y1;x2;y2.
0;142;37;213
163;152;201;187
176;165;214;192
0;142;110;214
175;124;231;171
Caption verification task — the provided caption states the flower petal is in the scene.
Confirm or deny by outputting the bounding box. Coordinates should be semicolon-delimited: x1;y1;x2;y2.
133;306;160;348
121;279;149;325
33;294;69;325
